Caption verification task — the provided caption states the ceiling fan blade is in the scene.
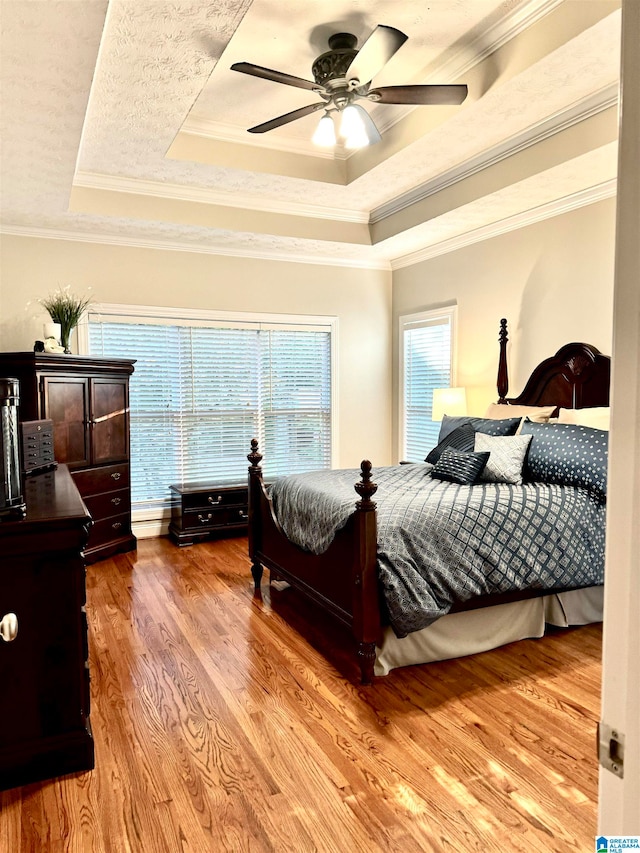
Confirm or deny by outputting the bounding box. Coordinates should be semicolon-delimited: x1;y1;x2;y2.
368;84;468;105
248;102;326;133
231;62;320;92
346;25;408;88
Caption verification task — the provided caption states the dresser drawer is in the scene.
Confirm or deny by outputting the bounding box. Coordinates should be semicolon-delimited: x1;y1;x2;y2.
181;487;246;511
72;463;130;497
87;512;131;550
83;488;131;520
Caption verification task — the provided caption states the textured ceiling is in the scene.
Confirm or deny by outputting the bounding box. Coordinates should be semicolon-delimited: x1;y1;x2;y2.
0;0;622;268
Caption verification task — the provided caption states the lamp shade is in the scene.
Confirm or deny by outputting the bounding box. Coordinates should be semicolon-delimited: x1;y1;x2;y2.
432;387;467;421
339;104;381;148
312;113;337;147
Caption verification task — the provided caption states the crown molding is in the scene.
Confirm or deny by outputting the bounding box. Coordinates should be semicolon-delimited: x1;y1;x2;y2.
371;83;618;224
391;179;617;270
0;225;389;270
0;177;616;273
72;171;368;224
423;0;564;85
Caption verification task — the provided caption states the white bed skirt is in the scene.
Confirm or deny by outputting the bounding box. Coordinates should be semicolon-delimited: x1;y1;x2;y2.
374;586;604;676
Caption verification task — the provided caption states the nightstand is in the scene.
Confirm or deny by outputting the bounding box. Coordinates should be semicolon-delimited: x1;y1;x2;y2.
168;481;249;546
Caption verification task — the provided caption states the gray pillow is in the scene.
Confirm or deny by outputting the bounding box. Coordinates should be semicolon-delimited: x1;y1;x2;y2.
474;433;532;485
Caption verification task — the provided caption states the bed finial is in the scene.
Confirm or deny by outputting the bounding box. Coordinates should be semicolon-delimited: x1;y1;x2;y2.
354;460;377;510
248;437;263;470
497;318;509;403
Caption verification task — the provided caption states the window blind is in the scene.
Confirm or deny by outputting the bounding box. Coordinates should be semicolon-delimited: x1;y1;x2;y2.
88;318;332;510
400;311;454;462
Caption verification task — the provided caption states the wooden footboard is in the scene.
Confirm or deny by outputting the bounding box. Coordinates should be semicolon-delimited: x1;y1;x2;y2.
247;440;381;683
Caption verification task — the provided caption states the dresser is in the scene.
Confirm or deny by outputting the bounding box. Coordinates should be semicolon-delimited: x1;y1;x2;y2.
0;353;136;564
0;465;94;790
169;481;249;546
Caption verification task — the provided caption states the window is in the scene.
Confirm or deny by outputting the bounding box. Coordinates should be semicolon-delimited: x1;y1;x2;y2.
399;307;457;462
81;305;335;516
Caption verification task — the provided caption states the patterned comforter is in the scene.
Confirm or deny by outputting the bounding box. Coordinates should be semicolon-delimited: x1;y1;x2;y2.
269;464;606;637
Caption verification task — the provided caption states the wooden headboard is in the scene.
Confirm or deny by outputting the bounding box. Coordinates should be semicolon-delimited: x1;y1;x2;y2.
496;318;611;411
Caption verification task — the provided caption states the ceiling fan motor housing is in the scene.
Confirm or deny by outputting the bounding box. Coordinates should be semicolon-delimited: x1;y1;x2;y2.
312;33;368;95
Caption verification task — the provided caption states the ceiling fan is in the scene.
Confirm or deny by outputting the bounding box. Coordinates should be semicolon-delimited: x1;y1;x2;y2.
230;25;468;147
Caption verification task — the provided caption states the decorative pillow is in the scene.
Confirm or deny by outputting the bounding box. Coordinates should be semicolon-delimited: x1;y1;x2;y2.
430;448;490;485
558;406;610;431
438;413;521;443
484;403;557;423
425;422;475;464
520;420;609;500
474;433;532;485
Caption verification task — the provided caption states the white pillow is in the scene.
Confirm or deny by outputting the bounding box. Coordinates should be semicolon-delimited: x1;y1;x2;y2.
474;433;532;485
484;403;556;423
558;406;610;431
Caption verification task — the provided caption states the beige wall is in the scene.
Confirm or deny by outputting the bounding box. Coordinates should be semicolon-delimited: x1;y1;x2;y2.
392;197;617;459
0;235;393;468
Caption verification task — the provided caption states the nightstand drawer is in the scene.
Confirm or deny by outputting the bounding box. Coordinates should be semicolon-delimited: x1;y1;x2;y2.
168;482;249;546
182;506;248;530
181;487;246;511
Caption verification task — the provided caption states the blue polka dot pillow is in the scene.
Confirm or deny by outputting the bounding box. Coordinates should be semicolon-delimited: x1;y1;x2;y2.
520;420;609;501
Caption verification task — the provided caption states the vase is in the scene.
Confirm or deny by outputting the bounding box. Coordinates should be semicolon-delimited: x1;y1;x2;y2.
59;324;74;354
43;321;61;344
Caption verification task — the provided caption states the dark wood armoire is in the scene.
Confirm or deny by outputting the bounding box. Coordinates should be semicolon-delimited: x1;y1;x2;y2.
0;353;137;564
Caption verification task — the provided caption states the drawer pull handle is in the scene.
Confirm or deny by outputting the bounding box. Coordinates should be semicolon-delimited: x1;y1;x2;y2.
238;511;249;520
0;613;18;642
111;497;122;506
112;521;122;530
111;472;121;481
198;513;213;523
207;496;222;505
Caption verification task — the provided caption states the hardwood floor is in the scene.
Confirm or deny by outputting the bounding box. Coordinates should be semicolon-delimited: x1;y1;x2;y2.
1;536;602;852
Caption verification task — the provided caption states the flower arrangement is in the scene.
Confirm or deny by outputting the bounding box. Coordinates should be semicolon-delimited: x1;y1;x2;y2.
39;286;92;353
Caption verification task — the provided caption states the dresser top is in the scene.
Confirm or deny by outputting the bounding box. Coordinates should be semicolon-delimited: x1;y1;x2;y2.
0;352;136;375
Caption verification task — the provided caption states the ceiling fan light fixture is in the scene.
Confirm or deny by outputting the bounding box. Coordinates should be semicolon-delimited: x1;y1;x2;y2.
312;112;337;147
340;104;379;149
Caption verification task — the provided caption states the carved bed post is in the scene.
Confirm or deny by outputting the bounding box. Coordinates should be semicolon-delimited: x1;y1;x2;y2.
497;318;509;403
352;460;379;685
247;438;264;591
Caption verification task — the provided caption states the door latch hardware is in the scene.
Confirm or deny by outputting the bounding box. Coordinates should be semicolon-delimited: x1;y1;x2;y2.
598;721;624;778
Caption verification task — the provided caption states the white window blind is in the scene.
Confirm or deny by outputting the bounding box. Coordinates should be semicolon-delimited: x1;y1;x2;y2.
87;313;332;511
399;308;456;462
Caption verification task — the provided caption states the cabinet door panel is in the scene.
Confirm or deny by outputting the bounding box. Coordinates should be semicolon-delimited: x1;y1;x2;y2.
42;377;90;468
91;378;129;465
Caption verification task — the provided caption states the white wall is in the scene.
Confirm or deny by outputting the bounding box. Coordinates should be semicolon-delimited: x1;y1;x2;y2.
0;235;393;468
392;198;617;458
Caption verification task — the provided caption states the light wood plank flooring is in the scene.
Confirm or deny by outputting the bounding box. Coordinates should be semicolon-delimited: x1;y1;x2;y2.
1;536;602;852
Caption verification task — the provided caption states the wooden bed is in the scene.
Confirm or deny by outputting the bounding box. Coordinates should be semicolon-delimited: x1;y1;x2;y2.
247;319;611;683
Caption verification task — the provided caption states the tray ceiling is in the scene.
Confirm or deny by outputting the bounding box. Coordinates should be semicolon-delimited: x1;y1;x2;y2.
0;0;621;268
